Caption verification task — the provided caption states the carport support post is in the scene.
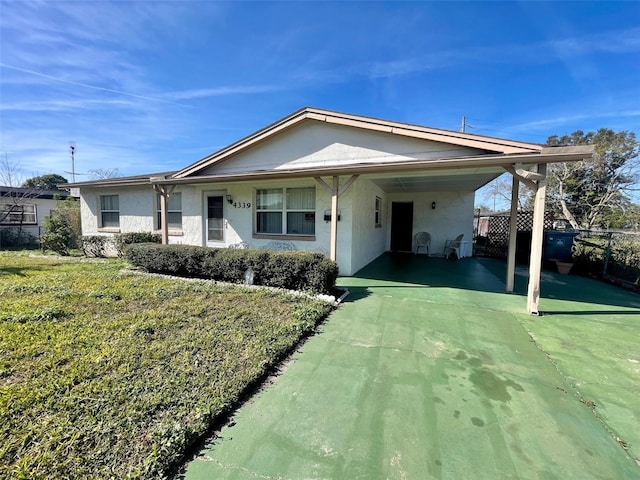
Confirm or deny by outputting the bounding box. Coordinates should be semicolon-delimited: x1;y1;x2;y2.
506;176;519;292
153;184;175;245
160;192;169;245
330;176;339;261
527;163;547;315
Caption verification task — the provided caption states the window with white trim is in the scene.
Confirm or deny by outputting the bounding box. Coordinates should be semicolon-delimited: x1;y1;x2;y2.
156;193;182;230
0;203;37;225
100;195;119;228
256;187;315;235
375;196;382;227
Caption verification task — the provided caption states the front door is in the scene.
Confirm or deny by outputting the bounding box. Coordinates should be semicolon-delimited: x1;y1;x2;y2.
390;202;414;252
207;195;225;243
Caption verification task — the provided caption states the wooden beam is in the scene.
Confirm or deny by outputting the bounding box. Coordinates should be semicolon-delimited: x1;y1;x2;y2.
526;163;547;315
506;175;519;293
314;177;333;195
503;165;536;191
338;175;359;196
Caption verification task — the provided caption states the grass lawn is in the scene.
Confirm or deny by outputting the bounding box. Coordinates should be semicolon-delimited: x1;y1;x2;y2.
0;253;334;479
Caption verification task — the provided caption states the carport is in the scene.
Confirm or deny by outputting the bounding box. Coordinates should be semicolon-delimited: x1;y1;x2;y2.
312;141;592;314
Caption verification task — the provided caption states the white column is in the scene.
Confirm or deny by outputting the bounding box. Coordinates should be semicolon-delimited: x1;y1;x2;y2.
160;188;169;245
330;176;339;261
506;176;519;292
527;163;547;315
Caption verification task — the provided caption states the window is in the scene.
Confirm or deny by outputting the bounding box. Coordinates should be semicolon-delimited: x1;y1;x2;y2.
100;195;119;228
375;196;382;227
0;203;36;225
256;187;315;235
156;193;182;230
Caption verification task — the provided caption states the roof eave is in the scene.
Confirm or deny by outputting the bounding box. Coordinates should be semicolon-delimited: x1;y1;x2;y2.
65;171;177;188
153;148;593;186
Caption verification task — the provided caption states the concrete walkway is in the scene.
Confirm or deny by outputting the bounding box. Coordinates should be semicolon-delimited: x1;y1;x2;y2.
181;254;640;479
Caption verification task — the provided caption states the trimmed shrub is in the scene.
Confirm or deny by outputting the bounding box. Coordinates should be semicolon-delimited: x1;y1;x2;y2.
81;235;109;257
41;210;76;255
202;248;247;283
113;232;161;257
125;244;338;294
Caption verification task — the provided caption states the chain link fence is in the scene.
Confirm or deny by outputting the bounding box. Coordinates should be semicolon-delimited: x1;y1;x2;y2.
474;211;640;292
572;230;640;289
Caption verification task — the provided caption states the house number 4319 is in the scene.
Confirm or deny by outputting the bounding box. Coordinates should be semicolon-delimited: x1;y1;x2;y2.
232;202;251;208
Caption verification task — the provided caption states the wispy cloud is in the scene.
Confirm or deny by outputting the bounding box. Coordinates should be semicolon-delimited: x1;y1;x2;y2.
162;85;280;101
362;25;640;80
0;98;138;113
1;63;191;107
511;109;640;131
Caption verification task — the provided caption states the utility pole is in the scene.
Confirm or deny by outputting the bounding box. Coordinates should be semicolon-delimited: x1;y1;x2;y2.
69;143;76;182
461;116;466;133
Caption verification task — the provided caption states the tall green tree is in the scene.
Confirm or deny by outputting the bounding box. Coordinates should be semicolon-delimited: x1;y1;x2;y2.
22;174;68;190
546;129;639;229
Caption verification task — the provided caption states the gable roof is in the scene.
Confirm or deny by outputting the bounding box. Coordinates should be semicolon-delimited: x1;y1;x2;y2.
172;107;544;179
64;107;592;189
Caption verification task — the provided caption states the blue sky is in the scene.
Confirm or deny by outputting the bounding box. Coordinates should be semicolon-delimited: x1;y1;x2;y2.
1;1;639;192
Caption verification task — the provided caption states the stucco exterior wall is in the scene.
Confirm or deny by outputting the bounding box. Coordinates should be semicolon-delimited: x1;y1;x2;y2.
387;191;475;256
349;178;387;274
79;180;361;275
78;182;475;273
189;178;355;274
200;122;483;175
80;186;155;237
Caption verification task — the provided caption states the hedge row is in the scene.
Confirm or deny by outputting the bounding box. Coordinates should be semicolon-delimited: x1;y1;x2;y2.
125;244;338;294
82;232;162;257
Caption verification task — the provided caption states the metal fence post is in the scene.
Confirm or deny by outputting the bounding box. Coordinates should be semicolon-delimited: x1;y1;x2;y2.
603;232;613;276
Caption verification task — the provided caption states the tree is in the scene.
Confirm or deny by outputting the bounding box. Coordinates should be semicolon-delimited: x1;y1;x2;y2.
89;168;120;180
481;174;534;212
22;174;68;190
546;129;639;229
40;197;80;255
1;155;33;229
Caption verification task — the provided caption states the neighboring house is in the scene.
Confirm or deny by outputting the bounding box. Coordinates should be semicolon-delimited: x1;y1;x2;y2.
68;107;592;314
0;186;74;242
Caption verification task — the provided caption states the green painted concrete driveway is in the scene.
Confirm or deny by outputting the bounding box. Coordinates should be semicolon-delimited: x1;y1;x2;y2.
181;254;640;479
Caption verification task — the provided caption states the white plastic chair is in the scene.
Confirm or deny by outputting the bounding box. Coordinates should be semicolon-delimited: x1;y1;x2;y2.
414;232;431;255
443;234;464;259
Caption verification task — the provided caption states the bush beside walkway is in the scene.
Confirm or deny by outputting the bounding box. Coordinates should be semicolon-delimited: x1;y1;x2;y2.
126;244;339;295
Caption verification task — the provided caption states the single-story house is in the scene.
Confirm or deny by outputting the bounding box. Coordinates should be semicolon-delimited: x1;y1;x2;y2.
0;186;74;242
67;107;592;314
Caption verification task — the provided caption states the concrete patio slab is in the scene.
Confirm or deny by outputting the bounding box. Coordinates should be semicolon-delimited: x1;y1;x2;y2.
180;254;640;479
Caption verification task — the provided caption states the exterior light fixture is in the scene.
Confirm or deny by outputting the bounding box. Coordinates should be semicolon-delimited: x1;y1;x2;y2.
431;201;436;210
226;195;233;204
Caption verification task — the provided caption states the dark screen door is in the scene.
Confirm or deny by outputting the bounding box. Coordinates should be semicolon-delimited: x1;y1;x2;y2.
390;202;414;252
207;196;224;242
